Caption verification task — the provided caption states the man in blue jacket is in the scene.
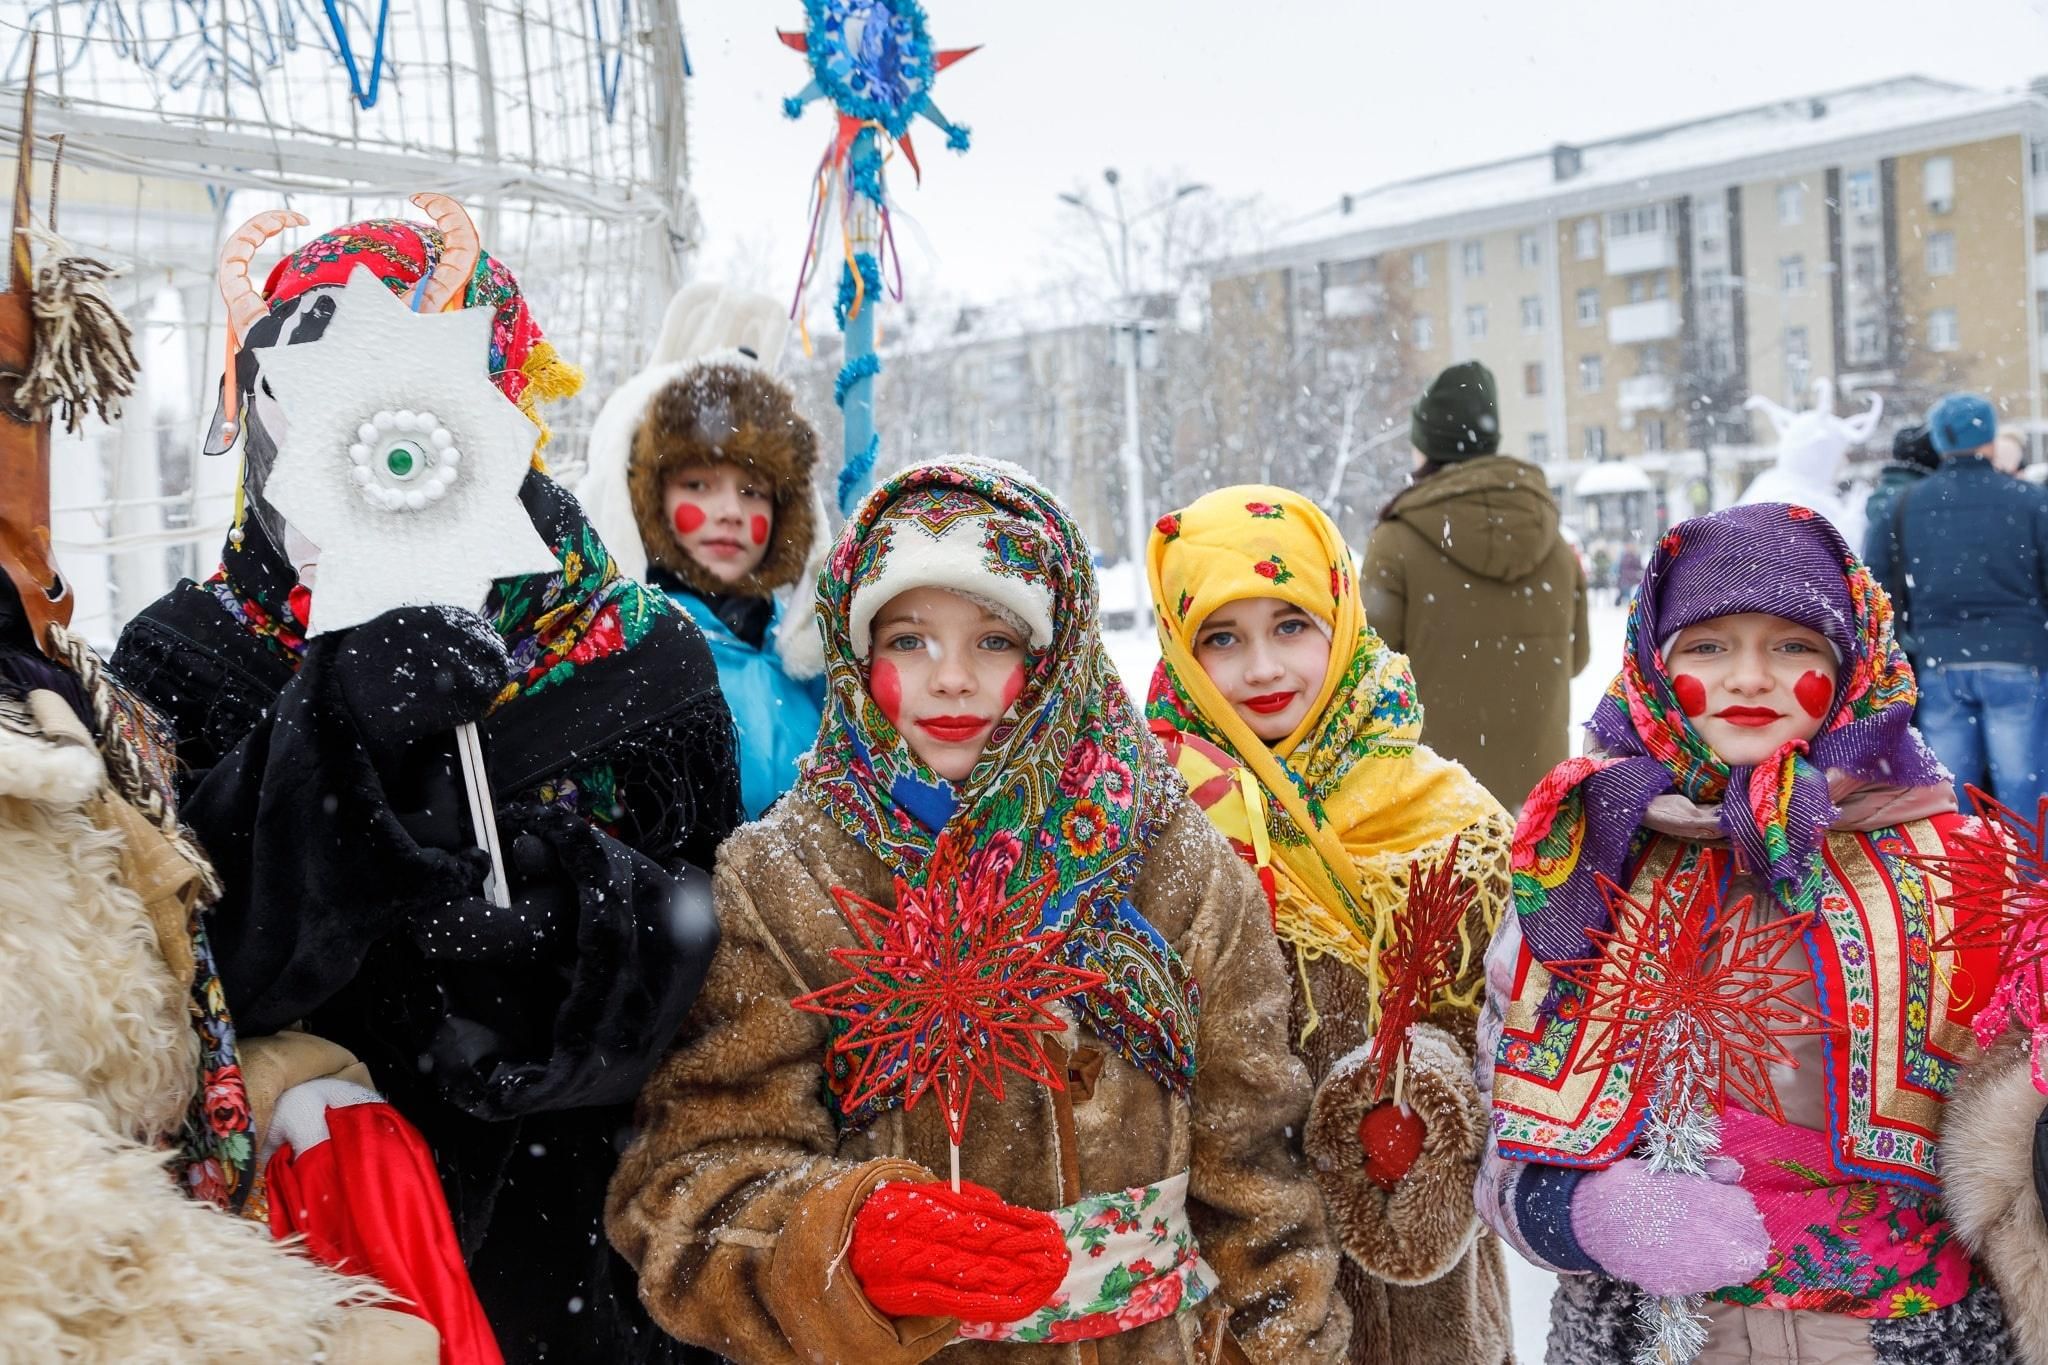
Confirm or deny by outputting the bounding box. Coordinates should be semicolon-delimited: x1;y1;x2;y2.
1866;392;2048;812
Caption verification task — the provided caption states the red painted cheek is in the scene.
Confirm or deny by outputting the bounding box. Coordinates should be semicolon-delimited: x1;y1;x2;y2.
672;502;706;534
1795;670;1834;719
749;514;770;546
1000;666;1025;712
1672;674;1708;717
870;659;904;727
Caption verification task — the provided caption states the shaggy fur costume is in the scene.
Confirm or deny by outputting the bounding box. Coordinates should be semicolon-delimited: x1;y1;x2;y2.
1944;1030;2048;1363
0;694;393;1362
625;355;820;596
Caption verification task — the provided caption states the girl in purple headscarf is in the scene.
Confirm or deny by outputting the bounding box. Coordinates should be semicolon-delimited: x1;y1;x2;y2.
1471;504;2036;1363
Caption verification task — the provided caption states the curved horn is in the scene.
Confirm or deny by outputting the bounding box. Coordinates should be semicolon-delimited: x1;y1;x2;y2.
1810;375;1837;416
1744;393;1795;436
411;192;481;313
218;209;309;339
1842;390;1884;443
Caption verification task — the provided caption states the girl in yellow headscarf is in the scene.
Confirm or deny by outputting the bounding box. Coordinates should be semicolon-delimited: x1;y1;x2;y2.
1146;485;1515;1365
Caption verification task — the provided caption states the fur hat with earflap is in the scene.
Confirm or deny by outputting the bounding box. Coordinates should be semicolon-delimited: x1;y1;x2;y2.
576;284;829;675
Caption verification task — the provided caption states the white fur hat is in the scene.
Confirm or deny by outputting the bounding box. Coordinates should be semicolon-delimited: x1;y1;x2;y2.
846;487;1056;659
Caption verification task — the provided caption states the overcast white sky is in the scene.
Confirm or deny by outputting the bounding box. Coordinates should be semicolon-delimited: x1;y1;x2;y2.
680;0;2048;310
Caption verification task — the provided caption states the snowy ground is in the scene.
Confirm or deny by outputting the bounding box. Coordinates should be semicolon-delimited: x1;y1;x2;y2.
1104;601;1631;1363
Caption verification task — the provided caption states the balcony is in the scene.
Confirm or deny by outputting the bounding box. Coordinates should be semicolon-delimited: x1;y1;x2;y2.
1609;298;1680;344
2036;250;2048;284
1605;233;1677;276
1618;373;1676;412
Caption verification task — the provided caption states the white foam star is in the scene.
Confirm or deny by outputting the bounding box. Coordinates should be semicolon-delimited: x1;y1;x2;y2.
257;266;559;636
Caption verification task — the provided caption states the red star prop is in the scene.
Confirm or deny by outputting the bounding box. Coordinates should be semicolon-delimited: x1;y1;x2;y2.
792;836;1105;1145
1368;835;1476;1102
1550;853;1837;1124
1910;785;2048;985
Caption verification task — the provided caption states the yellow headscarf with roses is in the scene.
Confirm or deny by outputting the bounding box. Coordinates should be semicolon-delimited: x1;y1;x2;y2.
1145;486;1511;1027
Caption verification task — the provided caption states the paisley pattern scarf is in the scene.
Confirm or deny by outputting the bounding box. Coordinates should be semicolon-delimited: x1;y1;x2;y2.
1513;504;1940;964
1144;485;1511;1025
795;460;1199;1108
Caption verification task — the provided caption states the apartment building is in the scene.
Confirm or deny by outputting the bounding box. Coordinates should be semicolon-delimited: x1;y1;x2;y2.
1212;76;2048;536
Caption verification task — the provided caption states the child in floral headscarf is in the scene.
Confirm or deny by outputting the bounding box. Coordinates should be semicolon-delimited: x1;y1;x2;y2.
1146;485;1517;1365
607;459;1351;1365
1477;503;2030;1363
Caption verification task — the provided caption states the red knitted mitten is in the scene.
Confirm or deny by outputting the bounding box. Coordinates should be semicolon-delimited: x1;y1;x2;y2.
848;1179;1070;1321
1359;1101;1426;1190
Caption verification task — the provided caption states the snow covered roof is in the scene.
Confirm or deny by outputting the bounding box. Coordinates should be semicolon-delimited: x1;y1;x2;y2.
1574;463;1656;497
1232;76;2048;272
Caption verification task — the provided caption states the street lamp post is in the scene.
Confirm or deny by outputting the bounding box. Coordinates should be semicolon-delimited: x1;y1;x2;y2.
1057;172;1207;624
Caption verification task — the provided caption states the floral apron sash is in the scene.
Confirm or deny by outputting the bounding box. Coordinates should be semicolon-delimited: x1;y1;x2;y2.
955;1172;1220;1346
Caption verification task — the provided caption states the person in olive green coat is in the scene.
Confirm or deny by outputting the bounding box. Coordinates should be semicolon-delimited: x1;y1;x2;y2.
1360;361;1590;813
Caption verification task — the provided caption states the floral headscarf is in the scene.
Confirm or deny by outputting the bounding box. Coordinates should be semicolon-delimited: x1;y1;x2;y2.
1145;485;1511;1024
795;459;1199;1107
1513;503;1942;963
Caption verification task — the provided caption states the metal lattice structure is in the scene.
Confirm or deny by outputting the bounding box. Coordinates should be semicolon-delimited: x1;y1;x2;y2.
0;0;692;640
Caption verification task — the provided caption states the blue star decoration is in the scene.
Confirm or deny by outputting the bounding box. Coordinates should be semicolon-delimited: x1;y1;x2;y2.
779;0;977;184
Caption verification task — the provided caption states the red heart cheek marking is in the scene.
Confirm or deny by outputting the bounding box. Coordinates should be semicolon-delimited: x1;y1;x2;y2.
1795;670;1833;719
870;659;903;727
749;514;770;546
672;502;706;534
1672;674;1708;717
1001;666;1025;712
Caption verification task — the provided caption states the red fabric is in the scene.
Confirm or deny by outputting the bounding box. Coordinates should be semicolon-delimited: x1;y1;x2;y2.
848;1179;1069;1321
267;1103;503;1365
1359;1102;1425;1191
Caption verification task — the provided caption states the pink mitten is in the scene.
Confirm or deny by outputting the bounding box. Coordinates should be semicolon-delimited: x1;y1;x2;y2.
1569;1157;1768;1297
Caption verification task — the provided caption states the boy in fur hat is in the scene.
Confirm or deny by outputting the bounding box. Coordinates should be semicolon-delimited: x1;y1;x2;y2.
581;284;828;818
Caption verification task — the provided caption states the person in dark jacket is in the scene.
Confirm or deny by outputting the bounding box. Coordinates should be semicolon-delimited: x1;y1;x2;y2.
1860;423;1942;664
110;213;740;1364
1865;392;2048;813
1361;360;1590;812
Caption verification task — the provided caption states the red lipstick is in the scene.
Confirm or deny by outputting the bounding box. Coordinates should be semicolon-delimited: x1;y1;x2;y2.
1243;691;1298;715
915;715;991;744
1714;706;1784;728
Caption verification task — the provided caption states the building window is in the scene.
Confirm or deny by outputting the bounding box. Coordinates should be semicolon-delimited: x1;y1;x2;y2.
1926;231;1957;276
1928;308;1959;352
1518;231;1542;268
1707;337;1736;379
1577;287;1602;324
2033;138;2048;179
1410;251;1429;286
1777;182;1805;225
1585;425;1607;460
1643;418;1668;452
1924;156;1954;213
1781;255;1806;291
1852;319;1883;363
1784;325;1811;391
1851;243;1879;289
1608;205;1665;237
1625;274;1672;305
1462;241;1484;277
1466;304;1488;339
1702;267;1728;304
1696;198;1726;247
1521;296;1543;331
1846;170;1878;212
1529;432;1550;462
1579;354;1604;393
1574;217;1600;260
1524;362;1544;396
1412;314;1434;350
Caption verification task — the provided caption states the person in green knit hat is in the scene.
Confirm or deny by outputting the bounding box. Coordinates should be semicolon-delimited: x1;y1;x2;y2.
1361;360;1590;811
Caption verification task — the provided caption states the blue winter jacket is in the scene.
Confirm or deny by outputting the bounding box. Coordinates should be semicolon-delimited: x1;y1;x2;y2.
666;586;826;818
1864;456;2048;669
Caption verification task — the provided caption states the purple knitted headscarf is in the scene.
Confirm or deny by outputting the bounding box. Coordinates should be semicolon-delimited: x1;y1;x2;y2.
1512;503;1943;963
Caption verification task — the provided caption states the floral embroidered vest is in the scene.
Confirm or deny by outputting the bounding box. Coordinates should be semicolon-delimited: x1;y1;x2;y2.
1493;817;1995;1192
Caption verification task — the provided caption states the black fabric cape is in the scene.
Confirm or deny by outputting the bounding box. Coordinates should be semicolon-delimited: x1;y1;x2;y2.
112;472;740;1364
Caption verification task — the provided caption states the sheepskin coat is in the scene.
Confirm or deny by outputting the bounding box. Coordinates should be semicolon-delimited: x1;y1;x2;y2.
605;797;1353;1365
0;680;385;1362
